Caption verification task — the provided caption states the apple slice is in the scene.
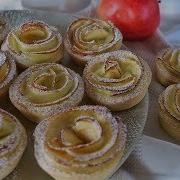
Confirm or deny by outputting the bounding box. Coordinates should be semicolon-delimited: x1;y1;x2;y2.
104;60;122;79
61;128;83;147
84;29;109;42
164;85;180;121
72;118;102;143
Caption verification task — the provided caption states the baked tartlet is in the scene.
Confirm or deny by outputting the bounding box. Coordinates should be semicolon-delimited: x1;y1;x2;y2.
83;50;152;111
156;48;180;86
1;21;64;69
34;105;126;180
0;16;9;45
0;51;16;99
0;108;27;179
9;63;84;123
64;18;122;66
158;84;180;140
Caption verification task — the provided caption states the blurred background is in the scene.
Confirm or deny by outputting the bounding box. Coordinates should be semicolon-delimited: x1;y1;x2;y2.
0;0;180;44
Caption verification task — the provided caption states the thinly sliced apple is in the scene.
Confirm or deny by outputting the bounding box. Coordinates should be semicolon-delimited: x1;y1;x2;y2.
84;29;109;42
61;128;83;146
104;60;122;79
21;67;77;105
164;85;180;121
72;118;102;143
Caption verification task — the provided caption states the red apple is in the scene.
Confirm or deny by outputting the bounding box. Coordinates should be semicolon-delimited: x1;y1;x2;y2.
97;0;160;40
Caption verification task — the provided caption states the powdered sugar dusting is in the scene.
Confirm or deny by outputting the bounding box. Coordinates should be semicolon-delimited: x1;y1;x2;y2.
64;18;123;64
0;108;27;179
0;51;16;90
0;52;6;66
1;20;64;68
34;105;126;172
0;114;2;128
82;50;151;109
9;63;84;122
1;10;150;180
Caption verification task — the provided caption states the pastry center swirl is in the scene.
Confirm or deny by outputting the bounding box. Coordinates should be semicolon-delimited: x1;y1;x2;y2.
21;66;78;105
61;117;102;147
45;107;120;165
87;58;142;95
18;22;48;44
69;19;115;54
6;21;62;65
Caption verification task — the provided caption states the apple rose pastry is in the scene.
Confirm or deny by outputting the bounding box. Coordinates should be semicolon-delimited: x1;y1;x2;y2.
156;48;180;86
64;18;122;66
1;21;63;69
34;105;126;180
158;84;180;140
0;51;16;99
0;108;27;179
83;50;152;111
9;63;84;123
0;16;9;45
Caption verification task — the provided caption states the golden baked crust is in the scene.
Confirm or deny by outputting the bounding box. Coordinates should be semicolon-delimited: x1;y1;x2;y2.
0;51;16;99
34;105;126;180
64;18;122;66
9;63;84;123
158;84;180;140
1;21;64;69
83;50;152;111
156;48;180;86
0;108;27;179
